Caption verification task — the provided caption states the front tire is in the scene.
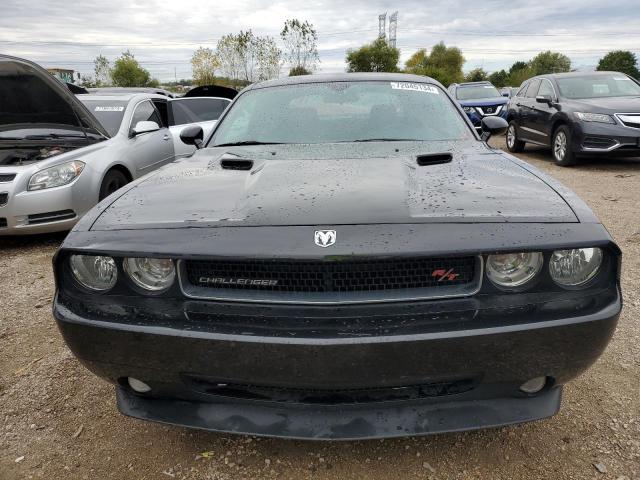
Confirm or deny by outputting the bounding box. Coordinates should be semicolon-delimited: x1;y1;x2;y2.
99;169;129;201
506;122;525;153
552;125;578;166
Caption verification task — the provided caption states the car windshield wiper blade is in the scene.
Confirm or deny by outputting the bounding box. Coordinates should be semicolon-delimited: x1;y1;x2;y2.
351;138;423;142
214;140;285;147
23;133;87;140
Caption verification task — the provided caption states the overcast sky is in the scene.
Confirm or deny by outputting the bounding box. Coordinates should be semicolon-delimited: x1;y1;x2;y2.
1;0;639;82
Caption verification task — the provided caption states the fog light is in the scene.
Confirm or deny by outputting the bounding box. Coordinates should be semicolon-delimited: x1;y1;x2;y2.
127;377;151;393
519;376;547;394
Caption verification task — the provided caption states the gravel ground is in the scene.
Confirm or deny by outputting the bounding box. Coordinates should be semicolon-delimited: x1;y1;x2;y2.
1;138;639;480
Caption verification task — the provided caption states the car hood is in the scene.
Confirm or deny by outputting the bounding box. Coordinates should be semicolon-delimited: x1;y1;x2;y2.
0;55;110;138
566;96;640;113
91;142;577;231
458;97;508;107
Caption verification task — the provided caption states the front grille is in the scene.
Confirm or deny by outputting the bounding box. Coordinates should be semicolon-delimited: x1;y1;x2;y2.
0;173;16;183
185;256;476;293
0;218;6;228
616;114;640;129
186;377;478;404
0;192;7;207
583;136;616;149
477;105;502;116
27;209;76;225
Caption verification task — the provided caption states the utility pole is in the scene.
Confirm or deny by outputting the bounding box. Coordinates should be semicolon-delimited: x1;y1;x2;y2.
378;13;387;41
389;12;398;48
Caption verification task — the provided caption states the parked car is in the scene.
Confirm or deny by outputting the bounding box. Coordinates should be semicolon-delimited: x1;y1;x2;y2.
88;87;176;98
506;71;640;166
168;96;230;156
448;81;508;132
0;55;215;234
54;73;620;440
500;86;519;98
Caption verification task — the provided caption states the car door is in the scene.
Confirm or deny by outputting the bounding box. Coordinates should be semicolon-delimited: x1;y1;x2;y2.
168;97;231;157
527;78;557;145
515;79;543;143
125;100;175;176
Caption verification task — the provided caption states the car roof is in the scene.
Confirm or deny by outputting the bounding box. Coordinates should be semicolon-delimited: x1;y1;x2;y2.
245;72;442;91
537;71;628;80
77;93;168;102
456;81;493;87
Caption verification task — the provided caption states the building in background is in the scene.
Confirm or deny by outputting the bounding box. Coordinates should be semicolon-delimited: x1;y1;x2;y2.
47;67;75;83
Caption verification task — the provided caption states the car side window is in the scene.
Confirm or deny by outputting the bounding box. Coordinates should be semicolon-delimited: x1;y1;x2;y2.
515;83;528;97
538;80;555;99
525;79;541;98
130;101;162;132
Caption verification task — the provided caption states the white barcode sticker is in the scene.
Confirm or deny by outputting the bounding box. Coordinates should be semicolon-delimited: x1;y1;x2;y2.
95;106;125;112
390;82;439;94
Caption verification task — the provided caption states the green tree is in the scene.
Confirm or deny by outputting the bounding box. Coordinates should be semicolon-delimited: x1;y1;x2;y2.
488;69;508;88
111;51;151;87
346;38;400;73
191;47;220;86
465;67;488;82
529;51;571;75
93;55;111;86
404;42;464;86
507;61;533;86
597;50;640;78
289;66;311;76
281;19;319;74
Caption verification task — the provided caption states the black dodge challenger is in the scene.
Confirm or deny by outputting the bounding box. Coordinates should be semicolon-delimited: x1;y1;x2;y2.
53;73;622;440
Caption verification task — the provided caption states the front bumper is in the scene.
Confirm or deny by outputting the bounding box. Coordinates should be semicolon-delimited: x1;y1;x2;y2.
54;283;621;439
572;120;640;156
0;173;91;235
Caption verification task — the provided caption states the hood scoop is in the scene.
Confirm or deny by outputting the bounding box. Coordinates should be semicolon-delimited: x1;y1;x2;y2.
416;153;452;166
220;158;254;171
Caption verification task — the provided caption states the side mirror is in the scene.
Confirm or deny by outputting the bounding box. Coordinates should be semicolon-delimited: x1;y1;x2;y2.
131;120;160;137
536;95;553;106
480;116;508;141
180;125;204;149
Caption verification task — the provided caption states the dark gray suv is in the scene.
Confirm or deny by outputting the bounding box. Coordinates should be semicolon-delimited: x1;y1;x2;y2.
505;71;640;166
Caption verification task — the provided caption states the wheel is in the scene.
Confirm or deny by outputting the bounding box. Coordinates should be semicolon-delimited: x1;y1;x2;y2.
506;122;525;153
552;125;578;166
99;169;129;200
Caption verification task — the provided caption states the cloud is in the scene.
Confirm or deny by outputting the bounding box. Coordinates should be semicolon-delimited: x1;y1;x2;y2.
0;0;638;81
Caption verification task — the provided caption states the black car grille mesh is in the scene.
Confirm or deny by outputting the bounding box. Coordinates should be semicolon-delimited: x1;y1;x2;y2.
0;192;7;207
186;376;478;404
185;256;476;293
0;218;6;228
583;136;616;149
27;209;76;225
0;174;16;183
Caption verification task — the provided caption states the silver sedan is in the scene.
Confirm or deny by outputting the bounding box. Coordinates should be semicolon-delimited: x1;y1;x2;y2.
0;55;216;235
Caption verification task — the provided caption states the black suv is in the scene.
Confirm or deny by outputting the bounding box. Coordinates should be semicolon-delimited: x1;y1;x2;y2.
505;71;640;166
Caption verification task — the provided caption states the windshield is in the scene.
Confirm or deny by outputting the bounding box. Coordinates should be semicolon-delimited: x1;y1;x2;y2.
171;98;230;125
556;74;640;99
211;81;472;146
456;84;501;100
79;99;128;136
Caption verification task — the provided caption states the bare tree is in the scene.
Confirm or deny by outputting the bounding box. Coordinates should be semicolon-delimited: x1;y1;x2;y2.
217;31;281;82
281;19;319;75
94;55;112;86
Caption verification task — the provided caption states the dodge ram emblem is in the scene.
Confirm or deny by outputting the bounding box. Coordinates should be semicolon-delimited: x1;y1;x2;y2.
314;229;336;247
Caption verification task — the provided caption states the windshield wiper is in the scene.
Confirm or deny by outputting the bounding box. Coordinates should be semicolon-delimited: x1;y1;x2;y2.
24;133;87;140
351;138;422;142
214;140;285;147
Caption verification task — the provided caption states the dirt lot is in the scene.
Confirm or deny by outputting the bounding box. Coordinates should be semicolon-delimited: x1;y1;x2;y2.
1;138;639;480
